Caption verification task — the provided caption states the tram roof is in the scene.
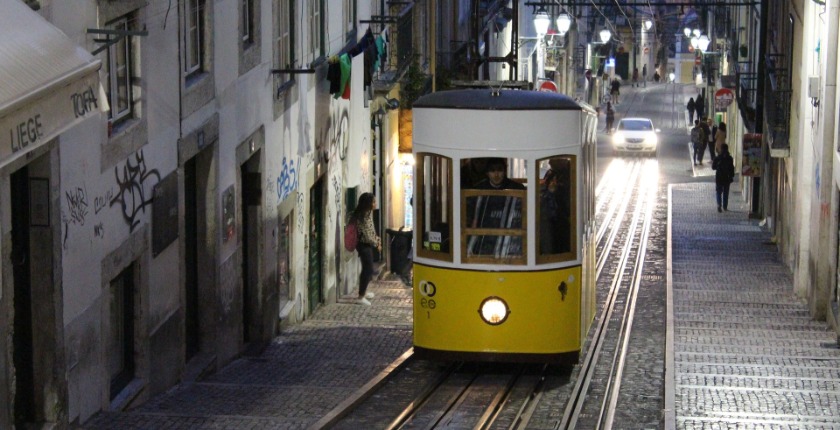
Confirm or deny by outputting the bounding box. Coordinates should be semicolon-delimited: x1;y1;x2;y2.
413;89;585;111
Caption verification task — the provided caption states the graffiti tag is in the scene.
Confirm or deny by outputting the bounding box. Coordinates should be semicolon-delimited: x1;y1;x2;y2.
110;150;161;232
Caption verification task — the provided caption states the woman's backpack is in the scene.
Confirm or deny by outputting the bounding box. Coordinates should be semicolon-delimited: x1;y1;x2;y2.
344;220;358;251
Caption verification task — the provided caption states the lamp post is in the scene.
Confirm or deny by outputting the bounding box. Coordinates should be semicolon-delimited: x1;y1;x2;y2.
533;8;550;80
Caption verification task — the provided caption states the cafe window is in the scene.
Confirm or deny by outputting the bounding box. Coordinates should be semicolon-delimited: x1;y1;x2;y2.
461;157;527;265
536;155;576;263
416;153;452;261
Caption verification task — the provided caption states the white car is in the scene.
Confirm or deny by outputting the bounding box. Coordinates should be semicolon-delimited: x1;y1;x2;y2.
611;117;660;155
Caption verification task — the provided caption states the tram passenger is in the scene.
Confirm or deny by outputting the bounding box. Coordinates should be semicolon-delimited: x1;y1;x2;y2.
540;162;572;255
466;158;525;257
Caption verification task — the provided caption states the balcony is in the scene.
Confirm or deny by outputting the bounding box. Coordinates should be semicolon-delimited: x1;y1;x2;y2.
735;62;757;133
371;2;415;92
764;53;791;158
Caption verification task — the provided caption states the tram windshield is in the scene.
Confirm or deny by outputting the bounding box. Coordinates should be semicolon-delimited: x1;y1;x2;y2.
462;157;527;264
416;154;576;265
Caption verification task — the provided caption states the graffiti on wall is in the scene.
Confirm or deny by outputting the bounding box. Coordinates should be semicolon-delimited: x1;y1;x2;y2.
110;150;160;232
297;192;305;231
277;156;300;203
65;186;89;226
315;107;350;167
62;183;115;248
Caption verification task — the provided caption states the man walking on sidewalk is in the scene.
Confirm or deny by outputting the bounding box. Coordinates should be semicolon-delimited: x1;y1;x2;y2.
690;120;707;165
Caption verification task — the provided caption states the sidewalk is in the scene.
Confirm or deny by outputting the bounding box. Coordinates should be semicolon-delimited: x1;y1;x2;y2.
666;183;840;428
83;277;413;429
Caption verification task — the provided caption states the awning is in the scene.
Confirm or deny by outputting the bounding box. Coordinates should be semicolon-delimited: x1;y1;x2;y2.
0;0;105;170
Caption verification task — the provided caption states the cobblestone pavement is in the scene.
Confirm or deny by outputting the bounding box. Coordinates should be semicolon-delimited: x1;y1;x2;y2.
84;182;840;430
668;183;840;429
83;279;414;429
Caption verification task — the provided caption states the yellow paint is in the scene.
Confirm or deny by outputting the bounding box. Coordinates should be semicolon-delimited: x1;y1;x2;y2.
413;263;582;354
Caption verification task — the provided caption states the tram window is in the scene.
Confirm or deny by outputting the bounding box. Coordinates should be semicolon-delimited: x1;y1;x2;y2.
416;153;452;261
461;157;527;264
537;156;576;263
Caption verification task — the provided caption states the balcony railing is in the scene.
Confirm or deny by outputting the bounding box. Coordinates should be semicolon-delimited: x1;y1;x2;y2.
764;53;791;157
371;2;415;90
735;62;757;132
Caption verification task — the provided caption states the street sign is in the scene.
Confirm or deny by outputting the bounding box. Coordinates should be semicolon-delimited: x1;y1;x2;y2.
714;88;735;110
538;80;558;93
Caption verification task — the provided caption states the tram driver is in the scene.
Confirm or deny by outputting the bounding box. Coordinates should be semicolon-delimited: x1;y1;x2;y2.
465;158;525;258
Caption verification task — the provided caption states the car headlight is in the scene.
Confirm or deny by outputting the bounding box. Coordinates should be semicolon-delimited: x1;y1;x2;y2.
612;132;625;145
478;296;510;325
644;132;658;145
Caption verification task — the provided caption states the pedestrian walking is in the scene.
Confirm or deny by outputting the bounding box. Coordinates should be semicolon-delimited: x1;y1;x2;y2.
690;120;707;165
686;97;696;124
714;122;727;155
642;64;647;87
605;102;615;133
712;144;736;212
349;192;381;305
695;94;705;121
610;78;621;104
632;68;639;87
704;117;716;161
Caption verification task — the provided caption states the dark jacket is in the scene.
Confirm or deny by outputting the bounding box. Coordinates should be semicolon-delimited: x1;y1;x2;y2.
712;151;735;185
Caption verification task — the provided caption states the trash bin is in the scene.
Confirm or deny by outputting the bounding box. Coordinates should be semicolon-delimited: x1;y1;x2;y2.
386;228;412;278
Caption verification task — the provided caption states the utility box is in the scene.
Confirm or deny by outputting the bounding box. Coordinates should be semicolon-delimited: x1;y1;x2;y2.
809;77;820;99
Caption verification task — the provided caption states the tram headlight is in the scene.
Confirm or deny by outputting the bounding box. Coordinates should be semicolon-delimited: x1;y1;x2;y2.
478;296;510;325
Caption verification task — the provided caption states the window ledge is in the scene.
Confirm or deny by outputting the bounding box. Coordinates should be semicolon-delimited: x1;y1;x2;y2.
185;70;210;89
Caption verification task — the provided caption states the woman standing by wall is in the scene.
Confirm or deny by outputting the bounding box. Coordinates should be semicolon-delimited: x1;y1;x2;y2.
349;193;381;305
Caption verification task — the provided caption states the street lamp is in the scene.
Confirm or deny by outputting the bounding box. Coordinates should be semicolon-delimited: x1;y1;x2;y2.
683;27;691;38
599;28;612;43
533;8;550;36
533;8;550;80
644;19;653;31
696;35;710;52
556;13;572;36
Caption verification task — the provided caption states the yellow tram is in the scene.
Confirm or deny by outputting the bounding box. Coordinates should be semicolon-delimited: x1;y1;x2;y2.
411;89;598;363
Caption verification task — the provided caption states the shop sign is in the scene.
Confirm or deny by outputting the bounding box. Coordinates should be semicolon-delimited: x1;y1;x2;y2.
1;72;103;170
741;133;762;177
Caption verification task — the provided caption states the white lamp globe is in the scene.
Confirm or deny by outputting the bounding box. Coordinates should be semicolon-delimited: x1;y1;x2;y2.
599;28;612;43
534;9;550;36
692;28;701;38
556;13;572;35
697;35;711;52
690;36;699;50
644;19;653;30
684;27;691;37
669;72;675;82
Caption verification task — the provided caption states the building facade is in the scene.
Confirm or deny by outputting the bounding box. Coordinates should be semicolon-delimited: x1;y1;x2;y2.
0;0;430;426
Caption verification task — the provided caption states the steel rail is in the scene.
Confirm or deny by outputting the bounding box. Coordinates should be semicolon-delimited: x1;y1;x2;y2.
557;157;650;429
598;158;658;429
